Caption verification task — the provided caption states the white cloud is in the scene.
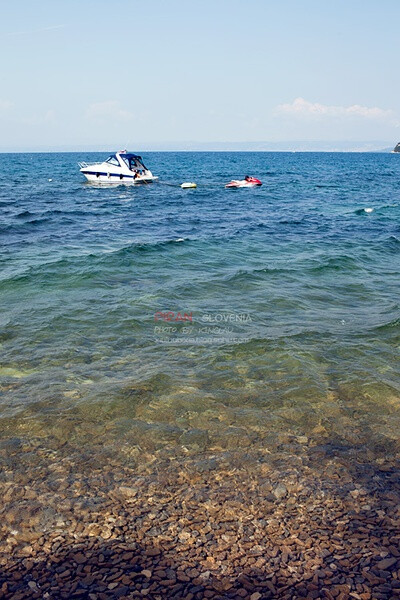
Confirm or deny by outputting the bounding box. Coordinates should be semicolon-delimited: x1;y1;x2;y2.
3;25;65;37
17;110;57;126
276;97;395;120
0;100;12;111
44;110;56;122
85;101;133;121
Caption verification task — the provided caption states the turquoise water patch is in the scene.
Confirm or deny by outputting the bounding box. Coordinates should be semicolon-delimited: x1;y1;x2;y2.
0;151;399;463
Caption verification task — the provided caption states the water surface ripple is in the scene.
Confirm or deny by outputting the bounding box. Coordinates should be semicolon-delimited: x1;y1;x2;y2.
0;151;399;460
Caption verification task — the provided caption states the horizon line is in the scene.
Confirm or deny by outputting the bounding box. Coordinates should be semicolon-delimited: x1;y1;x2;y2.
0;150;395;154
0;140;395;154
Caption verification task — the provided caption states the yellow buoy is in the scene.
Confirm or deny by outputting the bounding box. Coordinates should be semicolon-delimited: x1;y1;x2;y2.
181;182;197;189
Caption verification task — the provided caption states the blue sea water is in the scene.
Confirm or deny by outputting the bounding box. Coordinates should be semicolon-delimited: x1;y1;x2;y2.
0;151;399;462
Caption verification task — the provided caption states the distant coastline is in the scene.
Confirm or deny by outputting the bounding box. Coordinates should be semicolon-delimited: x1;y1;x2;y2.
0;141;395;153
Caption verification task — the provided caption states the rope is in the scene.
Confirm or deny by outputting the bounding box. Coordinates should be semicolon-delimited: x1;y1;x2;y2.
156;181;223;189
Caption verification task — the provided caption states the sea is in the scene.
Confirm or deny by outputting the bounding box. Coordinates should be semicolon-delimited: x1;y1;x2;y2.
0;151;399;471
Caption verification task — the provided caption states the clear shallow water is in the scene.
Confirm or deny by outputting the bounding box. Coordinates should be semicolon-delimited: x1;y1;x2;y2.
0;152;399;464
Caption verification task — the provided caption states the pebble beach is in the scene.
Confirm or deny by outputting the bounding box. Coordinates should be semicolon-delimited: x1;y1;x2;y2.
2;418;400;599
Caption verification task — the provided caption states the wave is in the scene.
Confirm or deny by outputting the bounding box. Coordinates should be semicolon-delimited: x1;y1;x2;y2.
309;255;360;273
0;218;50;233
100;237;190;259
50;208;98;217
387;235;400;245
219;255;360;284
0;238;192;285
375;236;400;253
355;203;399;215
15;210;36;219
372;317;400;333
278;218;305;225
355;207;374;215
225;266;294;284
235;222;272;234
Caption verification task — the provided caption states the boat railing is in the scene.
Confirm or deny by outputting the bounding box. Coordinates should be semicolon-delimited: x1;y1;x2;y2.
78;161;103;169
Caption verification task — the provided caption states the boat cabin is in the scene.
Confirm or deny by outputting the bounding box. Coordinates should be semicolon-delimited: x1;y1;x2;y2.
106;152;148;173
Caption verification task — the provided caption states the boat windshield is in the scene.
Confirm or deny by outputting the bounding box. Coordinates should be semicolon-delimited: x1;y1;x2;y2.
105;155;120;166
120;156;146;172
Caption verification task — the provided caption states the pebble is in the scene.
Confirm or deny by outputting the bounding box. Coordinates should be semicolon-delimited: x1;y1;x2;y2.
273;483;288;500
376;557;398;570
73;552;86;564
141;570;152;578
296;436;309;444
27;581;38;592
107;582;119;590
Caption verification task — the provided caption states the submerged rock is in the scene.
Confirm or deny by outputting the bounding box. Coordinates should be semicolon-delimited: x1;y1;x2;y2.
180;428;209;450
214;426;255;449
0;366;37;378
191;457;218;472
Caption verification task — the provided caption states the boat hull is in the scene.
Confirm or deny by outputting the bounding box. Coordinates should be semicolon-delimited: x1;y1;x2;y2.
225;181;261;188
81;170;158;184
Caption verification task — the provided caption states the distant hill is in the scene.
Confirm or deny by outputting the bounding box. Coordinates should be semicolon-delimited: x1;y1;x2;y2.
393;142;400;153
0;141;395;153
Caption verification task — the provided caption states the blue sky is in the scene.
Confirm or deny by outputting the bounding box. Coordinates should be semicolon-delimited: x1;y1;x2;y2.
0;0;399;149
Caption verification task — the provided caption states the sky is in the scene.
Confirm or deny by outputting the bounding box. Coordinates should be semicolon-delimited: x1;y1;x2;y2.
0;0;399;150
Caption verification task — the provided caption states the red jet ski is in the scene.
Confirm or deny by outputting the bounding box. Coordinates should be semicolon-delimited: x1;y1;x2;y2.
225;175;262;188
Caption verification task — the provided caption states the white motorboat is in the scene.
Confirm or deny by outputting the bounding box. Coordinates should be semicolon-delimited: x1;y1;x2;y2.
78;150;158;184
